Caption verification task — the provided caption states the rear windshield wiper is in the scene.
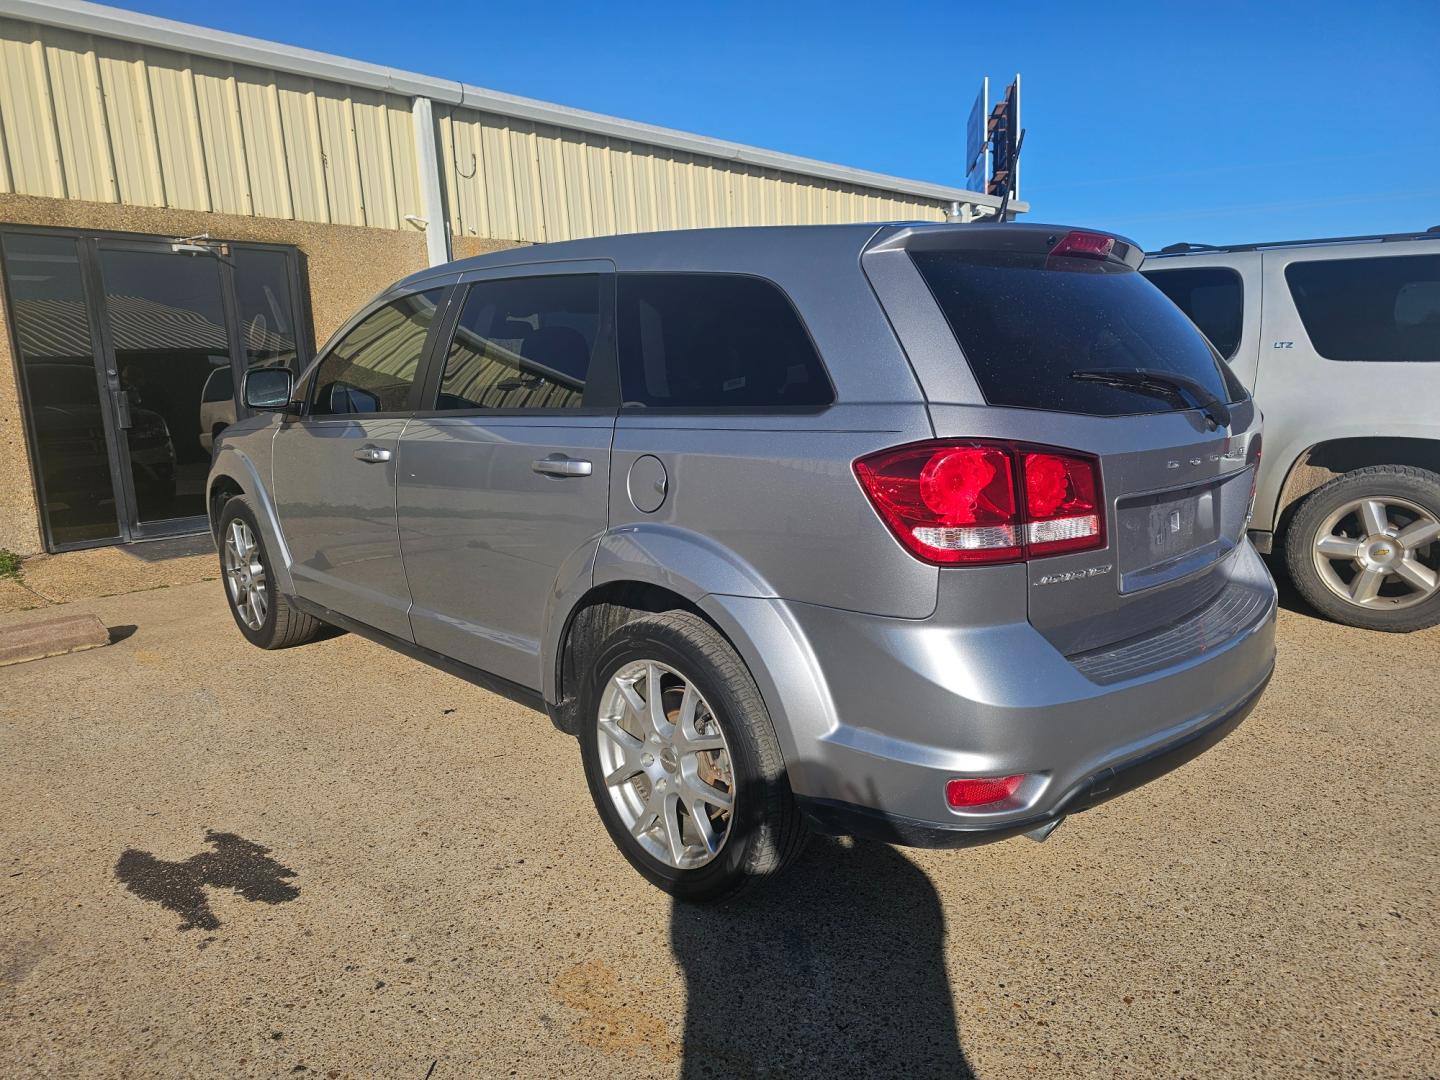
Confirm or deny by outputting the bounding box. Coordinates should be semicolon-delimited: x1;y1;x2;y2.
1070;367;1231;430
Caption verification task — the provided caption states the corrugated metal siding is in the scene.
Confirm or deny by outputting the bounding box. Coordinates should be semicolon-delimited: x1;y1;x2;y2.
435;106;948;243
0;15;951;239
0;16;421;229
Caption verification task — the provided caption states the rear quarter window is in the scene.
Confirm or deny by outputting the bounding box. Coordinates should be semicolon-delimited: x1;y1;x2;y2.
1141;266;1245;360
1284;254;1440;363
201;366;233;402
912;250;1244;417
617;273;833;409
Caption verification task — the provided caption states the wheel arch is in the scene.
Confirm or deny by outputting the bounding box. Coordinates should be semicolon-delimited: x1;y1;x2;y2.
542;527;832;768
542;525;774;713
548;580;716;736
207;445;297;596
1271;436;1440;541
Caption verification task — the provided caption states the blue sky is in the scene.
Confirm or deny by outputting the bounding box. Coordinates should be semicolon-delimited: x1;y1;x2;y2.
127;0;1440;249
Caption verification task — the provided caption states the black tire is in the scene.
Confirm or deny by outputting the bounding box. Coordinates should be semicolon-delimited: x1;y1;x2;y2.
217;496;324;649
578;610;808;902
1283;465;1440;632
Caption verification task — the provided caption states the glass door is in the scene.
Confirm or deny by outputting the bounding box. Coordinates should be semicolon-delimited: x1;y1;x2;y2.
3;227;311;550
93;240;243;537
1;232;126;546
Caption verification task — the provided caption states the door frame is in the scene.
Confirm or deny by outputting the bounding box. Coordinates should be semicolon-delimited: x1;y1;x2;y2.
0;224;312;551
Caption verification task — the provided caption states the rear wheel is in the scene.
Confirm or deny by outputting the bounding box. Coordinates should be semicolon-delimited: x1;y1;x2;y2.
218;497;324;649
578;611;807;901
1284;465;1440;632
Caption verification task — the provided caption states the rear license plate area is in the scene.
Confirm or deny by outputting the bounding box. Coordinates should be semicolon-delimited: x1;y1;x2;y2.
1115;482;1221;592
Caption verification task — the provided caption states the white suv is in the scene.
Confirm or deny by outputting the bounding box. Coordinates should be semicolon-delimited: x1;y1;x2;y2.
1143;228;1440;631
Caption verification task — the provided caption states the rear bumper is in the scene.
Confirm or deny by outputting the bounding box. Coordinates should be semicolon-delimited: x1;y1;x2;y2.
797;667;1271;848
712;540;1278;845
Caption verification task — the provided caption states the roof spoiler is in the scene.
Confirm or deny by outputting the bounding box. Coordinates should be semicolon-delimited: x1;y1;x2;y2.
865;222;1144;270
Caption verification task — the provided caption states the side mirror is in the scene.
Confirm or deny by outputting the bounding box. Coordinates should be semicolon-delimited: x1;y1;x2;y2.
243;368;294;411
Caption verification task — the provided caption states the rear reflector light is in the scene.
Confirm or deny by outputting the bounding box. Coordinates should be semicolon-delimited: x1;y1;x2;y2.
946;774;1025;808
1049;230;1116;260
854;441;1104;565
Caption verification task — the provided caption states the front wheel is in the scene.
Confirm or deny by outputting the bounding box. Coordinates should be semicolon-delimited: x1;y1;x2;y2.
217;497;324;649
1284;465;1440;632
578;610;807;901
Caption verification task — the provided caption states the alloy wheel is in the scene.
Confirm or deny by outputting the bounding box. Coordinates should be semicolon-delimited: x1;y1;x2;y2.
223;518;269;631
596;660;735;870
1311;496;1440;610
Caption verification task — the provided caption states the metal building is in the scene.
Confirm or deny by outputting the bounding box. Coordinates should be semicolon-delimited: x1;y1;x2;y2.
0;0;1021;555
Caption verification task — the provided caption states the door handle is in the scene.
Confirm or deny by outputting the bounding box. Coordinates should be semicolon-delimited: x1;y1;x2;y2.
532;455;592;478
354;446;392;463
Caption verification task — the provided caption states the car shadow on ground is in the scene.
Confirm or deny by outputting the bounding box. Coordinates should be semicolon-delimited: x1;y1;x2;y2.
1261;555;1324;621
670;835;974;1079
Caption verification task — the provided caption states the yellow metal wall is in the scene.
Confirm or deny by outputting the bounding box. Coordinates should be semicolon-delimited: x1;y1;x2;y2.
0;17;422;230
435;107;947;243
0;16;950;243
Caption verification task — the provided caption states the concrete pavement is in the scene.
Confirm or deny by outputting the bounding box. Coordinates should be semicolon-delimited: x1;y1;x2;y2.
0;580;1436;1078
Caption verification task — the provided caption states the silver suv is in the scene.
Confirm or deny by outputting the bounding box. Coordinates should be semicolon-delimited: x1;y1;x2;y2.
209;223;1276;900
1143;229;1440;631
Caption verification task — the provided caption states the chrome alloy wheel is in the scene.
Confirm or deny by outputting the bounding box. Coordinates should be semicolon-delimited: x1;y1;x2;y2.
1312;496;1440;610
223;518;269;631
596;660;735;870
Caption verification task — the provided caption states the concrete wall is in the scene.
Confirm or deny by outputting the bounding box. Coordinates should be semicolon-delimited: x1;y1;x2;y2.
0;192;519;554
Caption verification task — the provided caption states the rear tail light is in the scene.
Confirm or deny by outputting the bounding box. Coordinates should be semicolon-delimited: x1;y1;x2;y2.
854;441;1104;565
946;774;1025;808
1022;451;1103;557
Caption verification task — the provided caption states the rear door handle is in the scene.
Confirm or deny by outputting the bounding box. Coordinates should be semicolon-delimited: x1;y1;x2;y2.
354;446;392;463
532;455;592;478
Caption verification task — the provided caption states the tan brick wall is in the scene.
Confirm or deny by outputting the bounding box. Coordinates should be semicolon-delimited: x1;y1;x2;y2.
0;193;520;555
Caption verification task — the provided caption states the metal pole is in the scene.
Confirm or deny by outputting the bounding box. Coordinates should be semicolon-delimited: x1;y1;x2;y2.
411;96;451;267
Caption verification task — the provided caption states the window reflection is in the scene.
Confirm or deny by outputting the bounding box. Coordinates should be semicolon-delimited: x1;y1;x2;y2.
233;247;301;372
437;275;598;411
311;289;442;415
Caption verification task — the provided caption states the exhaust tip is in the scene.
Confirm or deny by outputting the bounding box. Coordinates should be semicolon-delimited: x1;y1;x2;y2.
1023;817;1065;843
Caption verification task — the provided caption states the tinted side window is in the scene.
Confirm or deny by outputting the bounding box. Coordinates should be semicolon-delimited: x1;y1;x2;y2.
202;367;233;402
1142;266;1244;360
435;275;600;410
617;274;832;409
1285;254;1440;363
310;289;443;415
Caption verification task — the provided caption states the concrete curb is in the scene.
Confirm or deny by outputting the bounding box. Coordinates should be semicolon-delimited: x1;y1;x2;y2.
0;613;111;667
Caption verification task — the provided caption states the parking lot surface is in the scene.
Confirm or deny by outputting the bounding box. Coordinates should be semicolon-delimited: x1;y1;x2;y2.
1;577;1436;1079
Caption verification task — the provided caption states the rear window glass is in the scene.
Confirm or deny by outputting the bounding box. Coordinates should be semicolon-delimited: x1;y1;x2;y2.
1285;254;1440;363
912;250;1244;417
617;273;833;409
1142;266;1245;360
